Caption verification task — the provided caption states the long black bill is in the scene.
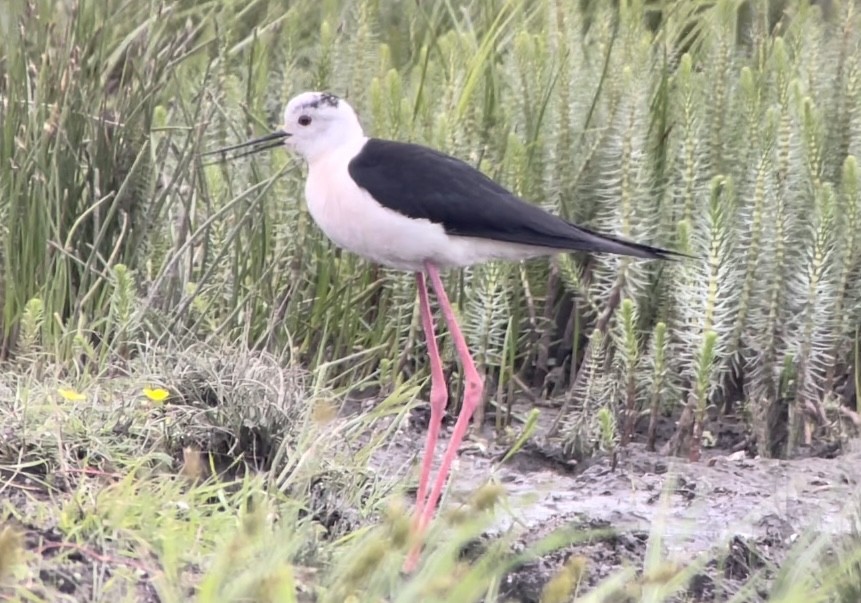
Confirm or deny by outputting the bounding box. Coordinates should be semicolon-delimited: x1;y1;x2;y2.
200;130;290;163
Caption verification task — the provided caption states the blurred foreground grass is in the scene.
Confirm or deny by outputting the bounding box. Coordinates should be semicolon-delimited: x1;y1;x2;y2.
2;0;861;600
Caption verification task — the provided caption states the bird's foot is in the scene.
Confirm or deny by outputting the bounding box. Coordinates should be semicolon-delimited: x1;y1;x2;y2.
402;544;422;573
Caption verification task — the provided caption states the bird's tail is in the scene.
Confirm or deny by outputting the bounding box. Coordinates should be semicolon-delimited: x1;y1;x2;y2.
568;223;689;261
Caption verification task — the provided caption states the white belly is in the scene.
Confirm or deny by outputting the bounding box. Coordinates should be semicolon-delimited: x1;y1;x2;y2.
303;146;558;272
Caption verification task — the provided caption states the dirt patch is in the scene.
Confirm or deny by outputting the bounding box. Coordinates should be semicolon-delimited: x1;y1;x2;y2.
0;470;161;603
368;399;861;601
485;444;859;601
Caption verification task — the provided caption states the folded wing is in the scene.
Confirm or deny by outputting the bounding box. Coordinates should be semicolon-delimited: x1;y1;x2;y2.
348;138;679;260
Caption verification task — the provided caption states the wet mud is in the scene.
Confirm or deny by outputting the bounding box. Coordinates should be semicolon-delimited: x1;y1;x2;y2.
369;400;861;601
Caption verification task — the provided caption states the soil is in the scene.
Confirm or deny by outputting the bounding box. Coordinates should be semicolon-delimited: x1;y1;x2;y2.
0;468;162;603
3;394;860;602
366;399;861;602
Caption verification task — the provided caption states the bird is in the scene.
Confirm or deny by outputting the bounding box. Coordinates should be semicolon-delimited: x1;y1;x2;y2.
203;91;683;568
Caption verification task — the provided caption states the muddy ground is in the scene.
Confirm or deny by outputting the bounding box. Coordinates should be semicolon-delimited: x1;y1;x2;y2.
3;392;860;602
367;399;861;601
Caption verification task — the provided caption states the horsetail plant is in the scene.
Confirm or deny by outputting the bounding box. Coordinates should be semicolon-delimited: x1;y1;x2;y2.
824;156;861;396
616;298;641;445
2;0;860;466
646;321;669;452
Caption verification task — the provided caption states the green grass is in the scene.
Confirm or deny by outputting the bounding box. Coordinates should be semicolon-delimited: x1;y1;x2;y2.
0;346;480;601
2;0;861;600
3;0;860;454
2;349;861;602
0;347;630;601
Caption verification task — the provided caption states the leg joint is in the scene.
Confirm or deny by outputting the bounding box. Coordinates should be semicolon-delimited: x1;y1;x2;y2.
429;384;448;409
465;374;484;397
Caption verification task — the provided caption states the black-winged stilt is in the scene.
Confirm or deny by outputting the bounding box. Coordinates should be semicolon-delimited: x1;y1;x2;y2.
203;91;681;568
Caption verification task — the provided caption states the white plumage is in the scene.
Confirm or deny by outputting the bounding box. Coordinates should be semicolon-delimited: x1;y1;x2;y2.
305;143;556;271
297;96;559;271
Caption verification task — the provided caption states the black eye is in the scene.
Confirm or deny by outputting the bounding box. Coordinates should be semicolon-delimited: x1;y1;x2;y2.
298;115;312;126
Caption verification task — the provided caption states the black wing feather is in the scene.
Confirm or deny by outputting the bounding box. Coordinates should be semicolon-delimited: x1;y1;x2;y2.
348;138;679;260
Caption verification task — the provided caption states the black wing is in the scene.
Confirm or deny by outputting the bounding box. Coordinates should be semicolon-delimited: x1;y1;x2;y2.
348;138;678;260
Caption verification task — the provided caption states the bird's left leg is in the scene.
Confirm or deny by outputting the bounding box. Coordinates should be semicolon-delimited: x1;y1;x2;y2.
418;261;484;532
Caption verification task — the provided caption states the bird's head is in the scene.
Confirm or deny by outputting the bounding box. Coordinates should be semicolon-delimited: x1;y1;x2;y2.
202;91;364;164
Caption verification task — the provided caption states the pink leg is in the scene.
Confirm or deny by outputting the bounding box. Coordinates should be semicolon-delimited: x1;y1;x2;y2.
413;271;449;520
404;263;484;571
417;262;484;530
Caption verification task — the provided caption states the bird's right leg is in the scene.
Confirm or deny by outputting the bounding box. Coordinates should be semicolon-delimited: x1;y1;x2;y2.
413;271;449;522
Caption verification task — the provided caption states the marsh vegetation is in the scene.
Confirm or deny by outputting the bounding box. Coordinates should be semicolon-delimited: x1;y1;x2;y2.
1;0;860;601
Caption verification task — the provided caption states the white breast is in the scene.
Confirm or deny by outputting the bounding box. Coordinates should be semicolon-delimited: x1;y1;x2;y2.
303;142;559;272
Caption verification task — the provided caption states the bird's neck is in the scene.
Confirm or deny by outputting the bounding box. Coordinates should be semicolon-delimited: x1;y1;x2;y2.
305;134;368;166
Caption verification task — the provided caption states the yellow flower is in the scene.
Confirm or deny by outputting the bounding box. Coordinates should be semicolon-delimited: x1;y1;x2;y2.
143;387;170;404
57;387;86;402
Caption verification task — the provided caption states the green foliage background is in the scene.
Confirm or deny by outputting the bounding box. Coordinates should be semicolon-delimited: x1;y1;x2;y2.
2;1;861;601
1;0;860;459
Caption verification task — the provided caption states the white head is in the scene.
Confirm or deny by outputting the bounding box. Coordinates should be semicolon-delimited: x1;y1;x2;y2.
204;91;365;165
279;92;365;162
